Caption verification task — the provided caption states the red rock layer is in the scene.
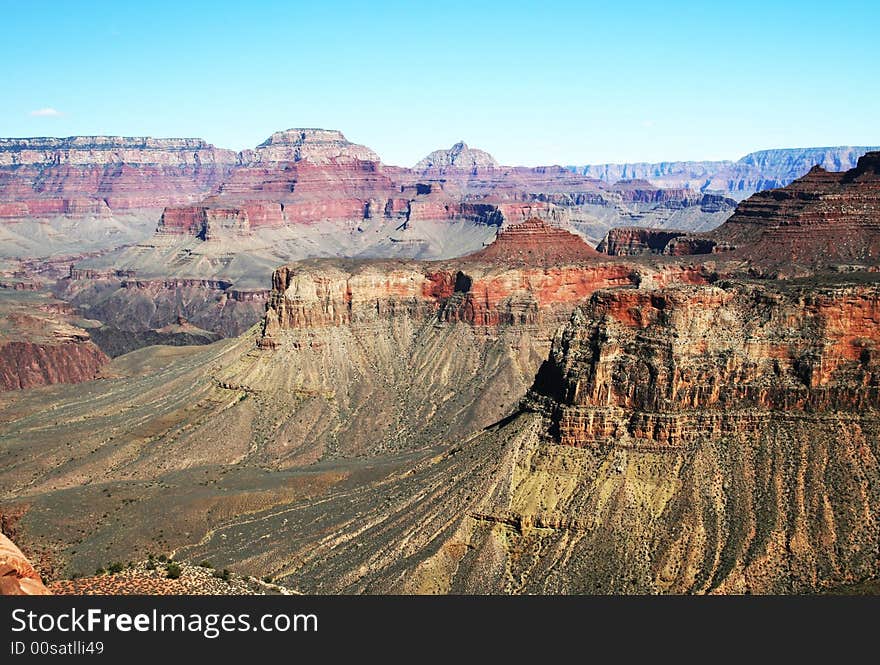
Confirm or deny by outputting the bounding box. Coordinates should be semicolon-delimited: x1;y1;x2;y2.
0;340;108;391
628;152;880;269
259;219;717;345
530;282;880;449
464;218;603;264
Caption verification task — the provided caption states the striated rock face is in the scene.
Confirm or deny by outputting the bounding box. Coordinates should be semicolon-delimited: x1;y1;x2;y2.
414;141;499;172
0;340;107;392
709;146;879;197
466;218;602;264
158;201;285;237
607;152;880;269
242;278;880;595
711;153;880;267
260;220;642;342
0;136;239;167
249;128;381;164
570;146;879;200
597;227;687;256
0;293;109;391
0;136;242;220
0;533;50;595
530;282;880;449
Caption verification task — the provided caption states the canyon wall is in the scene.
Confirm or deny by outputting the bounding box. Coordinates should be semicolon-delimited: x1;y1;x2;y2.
597;151;880;270
570;145;879;199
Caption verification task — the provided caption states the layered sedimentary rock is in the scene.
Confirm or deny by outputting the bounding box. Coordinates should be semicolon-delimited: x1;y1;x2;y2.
0;339;107;391
212;279;879;595
0;294;108;391
711;153;880;267
570;146;879;199
248;128;380;164
414;141;499;172
530;282;880;448
260;219;639;342
61;273;267;339
601;152;880;269
465;218;602;263
597;227;686;255
0;137;240;217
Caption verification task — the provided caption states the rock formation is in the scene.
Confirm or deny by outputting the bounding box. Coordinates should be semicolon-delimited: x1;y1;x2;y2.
414;141;499;172
465;218;602;264
598;151;880;271
0;294;108;391
249;129;381;164
3;134;880;597
571;145;879;200
530;282;880;449
0;533;50;595
596;227;687;255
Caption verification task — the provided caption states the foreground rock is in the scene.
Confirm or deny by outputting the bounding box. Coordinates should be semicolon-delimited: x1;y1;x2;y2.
50;561;292;596
0;533;50;595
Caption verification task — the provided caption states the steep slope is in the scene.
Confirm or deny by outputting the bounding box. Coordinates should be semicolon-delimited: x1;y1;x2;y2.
169;279;880;594
0;290;108;391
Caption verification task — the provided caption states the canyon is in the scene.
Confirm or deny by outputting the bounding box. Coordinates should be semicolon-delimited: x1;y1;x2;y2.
1;140;879;596
571;145;879;199
598;151;880;273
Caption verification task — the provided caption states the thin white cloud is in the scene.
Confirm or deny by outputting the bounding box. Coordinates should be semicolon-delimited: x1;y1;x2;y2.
29;107;64;117
641;120;656;128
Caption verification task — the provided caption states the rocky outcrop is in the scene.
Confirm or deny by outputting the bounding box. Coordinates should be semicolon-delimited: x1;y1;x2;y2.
62;276;267;338
0;533;50;595
158;202;285;237
261;220;620;339
249;128;380;164
530;281;880;449
465;218;602;264
0;136;239;167
414;141;499;172
600;152;880;270
0;340;108;391
709;146;878;197
711;154;880;268
597;227;687;255
227;278;880;595
259;220;714;347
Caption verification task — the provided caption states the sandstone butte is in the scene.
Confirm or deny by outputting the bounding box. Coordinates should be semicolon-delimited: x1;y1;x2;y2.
0;533;50;595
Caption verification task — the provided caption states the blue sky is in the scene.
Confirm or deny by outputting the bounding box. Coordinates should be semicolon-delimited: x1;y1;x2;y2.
2;0;878;166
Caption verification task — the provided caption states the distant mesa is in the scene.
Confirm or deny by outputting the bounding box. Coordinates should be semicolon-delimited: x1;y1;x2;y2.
466;217;603;264
250;128;381;164
414;141;499;171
